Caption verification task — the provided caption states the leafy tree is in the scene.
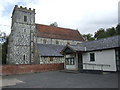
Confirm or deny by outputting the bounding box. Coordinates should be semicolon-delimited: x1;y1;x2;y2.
94;28;106;39
2;37;8;64
82;33;95;41
0;31;8;64
50;22;58;27
116;24;120;35
106;27;116;37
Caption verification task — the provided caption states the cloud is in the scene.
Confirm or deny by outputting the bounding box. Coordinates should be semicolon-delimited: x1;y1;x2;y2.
0;0;119;35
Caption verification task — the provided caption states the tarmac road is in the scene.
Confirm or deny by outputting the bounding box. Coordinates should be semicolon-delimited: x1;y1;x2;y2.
1;71;118;88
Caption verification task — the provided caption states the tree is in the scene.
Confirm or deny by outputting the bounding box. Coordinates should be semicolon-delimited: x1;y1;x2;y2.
82;33;95;41
106;27;116;37
116;24;120;35
2;37;8;64
50;22;58;27
0;31;8;64
94;28;106;39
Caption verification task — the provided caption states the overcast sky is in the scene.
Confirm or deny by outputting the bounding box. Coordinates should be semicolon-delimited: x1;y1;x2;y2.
0;0;119;35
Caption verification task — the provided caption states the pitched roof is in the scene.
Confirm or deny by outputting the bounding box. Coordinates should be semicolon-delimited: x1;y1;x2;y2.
62;35;120;52
82;35;120;51
37;44;65;56
36;24;84;41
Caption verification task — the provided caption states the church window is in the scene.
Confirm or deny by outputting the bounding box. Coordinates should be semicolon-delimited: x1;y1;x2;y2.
67;42;70;44
24;16;27;22
50;57;53;61
43;39;46;44
56;41;59;44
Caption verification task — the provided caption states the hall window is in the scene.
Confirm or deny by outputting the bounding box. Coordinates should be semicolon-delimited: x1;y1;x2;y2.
90;53;95;61
24;16;27;22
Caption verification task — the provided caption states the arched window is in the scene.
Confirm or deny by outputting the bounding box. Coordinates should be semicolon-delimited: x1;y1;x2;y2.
23;55;25;61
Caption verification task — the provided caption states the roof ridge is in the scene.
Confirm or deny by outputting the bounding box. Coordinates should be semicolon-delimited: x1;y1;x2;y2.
36;23;79;32
83;35;120;44
36;24;84;41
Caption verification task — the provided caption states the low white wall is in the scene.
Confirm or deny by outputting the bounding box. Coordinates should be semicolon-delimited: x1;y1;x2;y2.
83;49;116;71
66;65;76;70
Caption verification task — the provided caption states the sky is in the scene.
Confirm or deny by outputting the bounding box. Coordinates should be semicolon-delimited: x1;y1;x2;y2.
0;0;119;36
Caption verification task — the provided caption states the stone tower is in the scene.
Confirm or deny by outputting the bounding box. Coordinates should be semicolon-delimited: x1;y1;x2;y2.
7;5;38;64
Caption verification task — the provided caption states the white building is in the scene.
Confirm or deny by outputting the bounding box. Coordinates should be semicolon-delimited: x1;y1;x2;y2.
61;35;120;72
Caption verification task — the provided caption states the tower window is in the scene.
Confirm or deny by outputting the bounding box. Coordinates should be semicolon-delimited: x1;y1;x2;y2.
23;55;26;61
24;16;27;22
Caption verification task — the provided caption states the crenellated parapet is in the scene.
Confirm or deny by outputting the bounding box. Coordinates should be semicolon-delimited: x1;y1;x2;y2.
12;5;35;15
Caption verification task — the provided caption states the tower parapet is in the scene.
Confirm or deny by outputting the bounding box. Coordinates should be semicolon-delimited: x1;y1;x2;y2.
12;5;35;15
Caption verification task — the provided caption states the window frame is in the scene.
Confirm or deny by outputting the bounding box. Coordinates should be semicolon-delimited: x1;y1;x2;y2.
24;16;27;22
90;53;95;62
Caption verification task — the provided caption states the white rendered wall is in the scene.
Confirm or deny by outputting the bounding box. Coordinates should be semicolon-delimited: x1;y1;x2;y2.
83;49;116;71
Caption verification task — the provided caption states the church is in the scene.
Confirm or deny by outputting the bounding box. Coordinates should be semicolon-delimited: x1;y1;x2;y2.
7;5;84;64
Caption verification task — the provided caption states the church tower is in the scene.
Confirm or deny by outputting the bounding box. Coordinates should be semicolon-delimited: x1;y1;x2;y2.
7;5;37;64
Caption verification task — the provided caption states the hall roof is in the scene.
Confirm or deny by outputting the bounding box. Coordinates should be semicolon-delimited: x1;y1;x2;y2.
61;35;120;53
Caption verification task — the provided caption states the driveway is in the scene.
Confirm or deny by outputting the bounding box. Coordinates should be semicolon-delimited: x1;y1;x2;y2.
1;71;118;88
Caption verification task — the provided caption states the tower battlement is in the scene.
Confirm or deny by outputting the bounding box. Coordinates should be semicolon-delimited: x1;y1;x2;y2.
13;5;35;14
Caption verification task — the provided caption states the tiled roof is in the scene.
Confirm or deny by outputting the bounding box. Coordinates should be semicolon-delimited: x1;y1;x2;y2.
36;24;84;41
64;35;120;52
37;44;65;56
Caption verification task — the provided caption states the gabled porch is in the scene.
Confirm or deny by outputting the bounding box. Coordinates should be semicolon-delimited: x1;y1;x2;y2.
61;45;85;72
